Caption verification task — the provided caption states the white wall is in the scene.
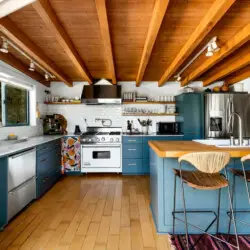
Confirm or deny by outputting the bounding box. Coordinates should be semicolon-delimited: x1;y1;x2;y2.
47;81;204;133
0;61;49;140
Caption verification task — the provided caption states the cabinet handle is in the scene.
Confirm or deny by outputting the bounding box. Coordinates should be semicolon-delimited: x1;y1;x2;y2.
128;163;136;166
128;148;136;151
56;153;61;156
128;140;137;142
40;158;46;163
10;148;36;159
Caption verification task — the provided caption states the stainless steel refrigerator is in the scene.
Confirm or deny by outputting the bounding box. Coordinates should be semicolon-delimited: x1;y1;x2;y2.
205;93;250;139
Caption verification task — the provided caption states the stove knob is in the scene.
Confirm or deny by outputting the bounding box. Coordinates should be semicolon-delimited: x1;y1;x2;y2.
116;138;119;142
82;139;86;142
110;138;114;142
88;139;92;142
96;138;100;142
101;137;105;141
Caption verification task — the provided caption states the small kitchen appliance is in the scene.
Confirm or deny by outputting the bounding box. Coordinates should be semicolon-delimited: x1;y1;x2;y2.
80;127;122;173
156;122;179;135
43;114;67;135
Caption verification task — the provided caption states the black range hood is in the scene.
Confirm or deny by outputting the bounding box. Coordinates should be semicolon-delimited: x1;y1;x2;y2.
81;82;122;105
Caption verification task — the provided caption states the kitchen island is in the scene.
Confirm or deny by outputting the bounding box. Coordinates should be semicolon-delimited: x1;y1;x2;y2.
149;140;250;234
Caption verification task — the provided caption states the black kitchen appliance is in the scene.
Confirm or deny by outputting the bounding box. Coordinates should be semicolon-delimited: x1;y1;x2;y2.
156;122;179;135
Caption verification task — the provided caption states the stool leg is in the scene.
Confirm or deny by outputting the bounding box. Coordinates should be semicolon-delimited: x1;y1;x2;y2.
225;169;240;250
242;162;250;204
180;164;189;250
216;188;221;235
227;173;236;239
173;174;177;237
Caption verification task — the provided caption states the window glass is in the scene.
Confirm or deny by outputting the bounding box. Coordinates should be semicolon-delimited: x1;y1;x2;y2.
5;84;29;126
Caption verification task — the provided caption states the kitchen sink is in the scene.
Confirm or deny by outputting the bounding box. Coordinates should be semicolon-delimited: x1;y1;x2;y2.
3;137;29;144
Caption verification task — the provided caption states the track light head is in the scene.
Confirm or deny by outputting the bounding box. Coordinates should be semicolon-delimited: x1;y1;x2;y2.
211;41;220;52
29;61;35;71
177;75;181;82
44;72;50;81
0;37;9;53
206;44;213;57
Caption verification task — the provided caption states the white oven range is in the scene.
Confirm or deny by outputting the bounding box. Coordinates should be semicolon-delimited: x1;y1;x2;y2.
80;127;122;173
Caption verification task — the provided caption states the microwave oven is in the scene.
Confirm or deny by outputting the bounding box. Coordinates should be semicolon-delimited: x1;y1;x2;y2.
156;122;179;135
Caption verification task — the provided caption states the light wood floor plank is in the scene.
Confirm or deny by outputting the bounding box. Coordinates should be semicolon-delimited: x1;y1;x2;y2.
0;175;171;250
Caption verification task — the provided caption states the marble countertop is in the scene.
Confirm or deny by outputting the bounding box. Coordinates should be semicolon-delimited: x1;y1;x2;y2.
0;135;64;158
122;133;184;137
149;140;250;158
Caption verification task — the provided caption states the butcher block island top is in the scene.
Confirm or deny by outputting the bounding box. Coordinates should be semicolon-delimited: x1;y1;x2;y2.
149;140;250;158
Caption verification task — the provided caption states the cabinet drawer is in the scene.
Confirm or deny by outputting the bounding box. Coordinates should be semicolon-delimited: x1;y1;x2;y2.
36;139;61;156
36;153;51;177
122;136;142;144
122;144;142;158
123;159;142;174
8;177;36;221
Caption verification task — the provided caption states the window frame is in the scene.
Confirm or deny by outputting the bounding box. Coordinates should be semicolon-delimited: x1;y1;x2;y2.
1;82;30;127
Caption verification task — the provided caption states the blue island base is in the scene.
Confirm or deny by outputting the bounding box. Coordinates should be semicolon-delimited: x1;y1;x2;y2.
149;148;250;235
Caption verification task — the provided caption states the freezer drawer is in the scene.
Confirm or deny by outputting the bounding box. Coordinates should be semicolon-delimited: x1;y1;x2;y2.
8;177;36;221
8;148;36;192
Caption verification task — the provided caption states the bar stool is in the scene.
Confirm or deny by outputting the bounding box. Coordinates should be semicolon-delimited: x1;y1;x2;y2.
172;152;239;250
228;154;250;235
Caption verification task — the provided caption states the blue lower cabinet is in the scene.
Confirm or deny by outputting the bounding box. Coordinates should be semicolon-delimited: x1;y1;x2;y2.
122;135;183;175
142;158;150;174
36;139;62;198
123;159;143;175
122;143;143;158
0;157;8;230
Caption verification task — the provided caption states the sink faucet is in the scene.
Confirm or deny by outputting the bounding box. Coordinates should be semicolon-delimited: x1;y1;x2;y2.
228;112;243;146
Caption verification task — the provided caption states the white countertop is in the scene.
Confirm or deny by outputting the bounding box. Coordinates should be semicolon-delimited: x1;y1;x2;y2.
0;135;64;158
122;133;184;137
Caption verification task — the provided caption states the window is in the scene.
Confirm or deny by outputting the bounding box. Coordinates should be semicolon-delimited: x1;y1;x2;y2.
0;82;29;126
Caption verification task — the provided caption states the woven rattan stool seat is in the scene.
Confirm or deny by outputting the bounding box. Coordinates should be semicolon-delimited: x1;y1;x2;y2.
173;169;228;190
230;169;250;181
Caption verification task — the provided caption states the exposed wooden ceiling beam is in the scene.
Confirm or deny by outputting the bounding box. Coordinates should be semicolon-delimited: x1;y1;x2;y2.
95;0;116;84
158;0;236;86
0;17;72;86
0;53;50;87
33;0;93;84
136;0;169;87
181;23;250;86
224;65;250;85
203;45;250;86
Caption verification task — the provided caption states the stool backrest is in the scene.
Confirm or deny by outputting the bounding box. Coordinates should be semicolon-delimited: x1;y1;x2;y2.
241;154;250;163
178;152;230;173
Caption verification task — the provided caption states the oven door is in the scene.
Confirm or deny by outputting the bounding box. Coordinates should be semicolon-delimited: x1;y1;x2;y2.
81;145;121;169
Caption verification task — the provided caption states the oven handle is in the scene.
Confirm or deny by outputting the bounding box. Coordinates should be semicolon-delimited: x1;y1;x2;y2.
81;144;121;148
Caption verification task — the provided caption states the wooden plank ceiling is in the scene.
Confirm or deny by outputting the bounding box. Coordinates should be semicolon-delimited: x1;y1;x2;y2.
0;0;249;87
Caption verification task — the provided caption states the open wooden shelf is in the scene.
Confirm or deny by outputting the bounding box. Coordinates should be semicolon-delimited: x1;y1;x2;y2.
122;101;176;105
122;113;178;116
44;102;81;105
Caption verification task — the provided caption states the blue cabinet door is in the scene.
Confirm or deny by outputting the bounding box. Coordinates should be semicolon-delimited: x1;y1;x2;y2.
123;159;143;175
0;157;8;230
176;93;204;140
122;143;143;158
123;136;143;144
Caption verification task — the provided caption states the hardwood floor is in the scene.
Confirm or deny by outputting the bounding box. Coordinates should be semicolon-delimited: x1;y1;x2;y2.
0;175;171;250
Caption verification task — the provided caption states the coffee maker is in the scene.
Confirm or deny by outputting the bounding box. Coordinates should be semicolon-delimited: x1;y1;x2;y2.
43;114;67;135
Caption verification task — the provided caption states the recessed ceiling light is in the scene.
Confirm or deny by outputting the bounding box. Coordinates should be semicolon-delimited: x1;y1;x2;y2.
29;61;35;71
0;37;8;53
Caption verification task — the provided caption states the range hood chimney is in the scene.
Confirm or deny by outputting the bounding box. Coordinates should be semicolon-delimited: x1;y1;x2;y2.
81;79;122;105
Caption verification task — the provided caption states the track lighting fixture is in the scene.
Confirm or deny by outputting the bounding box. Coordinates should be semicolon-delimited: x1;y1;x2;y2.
177;75;181;82
0;37;9;53
29;61;35;71
44;72;50;81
